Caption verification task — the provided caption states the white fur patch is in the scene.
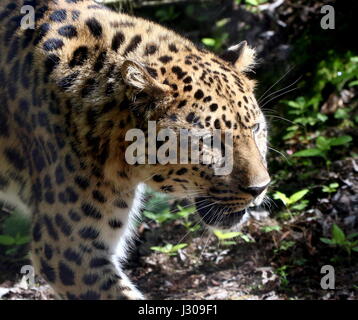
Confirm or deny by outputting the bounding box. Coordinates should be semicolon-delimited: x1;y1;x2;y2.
0;190;31;217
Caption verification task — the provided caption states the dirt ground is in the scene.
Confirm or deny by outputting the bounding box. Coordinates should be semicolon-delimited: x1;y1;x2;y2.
1;159;357;300
128;158;358;300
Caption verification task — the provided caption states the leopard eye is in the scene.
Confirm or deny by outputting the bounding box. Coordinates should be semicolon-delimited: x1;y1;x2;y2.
252;123;260;133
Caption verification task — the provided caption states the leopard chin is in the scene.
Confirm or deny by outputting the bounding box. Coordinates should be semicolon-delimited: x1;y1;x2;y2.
195;197;247;229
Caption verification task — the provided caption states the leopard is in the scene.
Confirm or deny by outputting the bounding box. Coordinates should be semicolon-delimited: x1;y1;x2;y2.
0;0;270;300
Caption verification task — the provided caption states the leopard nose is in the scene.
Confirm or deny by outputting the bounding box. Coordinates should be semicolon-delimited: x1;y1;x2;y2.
242;183;270;197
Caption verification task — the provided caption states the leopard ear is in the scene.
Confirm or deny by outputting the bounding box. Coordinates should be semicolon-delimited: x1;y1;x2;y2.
120;60;169;96
220;41;256;72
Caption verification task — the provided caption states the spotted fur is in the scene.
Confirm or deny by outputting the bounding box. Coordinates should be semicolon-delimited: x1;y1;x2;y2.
0;0;270;300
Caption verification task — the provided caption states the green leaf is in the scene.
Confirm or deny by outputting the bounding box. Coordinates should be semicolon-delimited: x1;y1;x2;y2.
283;131;297;140
216;18;230;28
223;241;236;246
144;191;170;213
151;243;187;255
151;244;173;253
143;211;157;220
201;38;216;47
3;212;30;238
332;224;346;243
172;243;188;251
175;205;195;219
316;136;331;151
291;200;308;211
278;240;295;251
352;247;358;252
261;225;281;233
0;235;15;246
347;233;358;240
150;246;166;253
289;189;309;204
273;191;290;206
15;235;30;245
329;135;352;146
316;113;328;122
323;182;339;193
213;230;242;240
143;209;173;224
320;237;335;245
334;108;349;120
292;148;324;158
239;234;254;243
349;80;358;87
245;0;259;5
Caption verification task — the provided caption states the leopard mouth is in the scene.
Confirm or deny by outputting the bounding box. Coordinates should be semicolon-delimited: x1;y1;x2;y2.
195;197;247;228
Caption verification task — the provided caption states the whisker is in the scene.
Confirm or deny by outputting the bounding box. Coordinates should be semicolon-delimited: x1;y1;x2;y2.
259;75;302;106
199;231;212;258
264;112;305;130
268;146;289;162
260;87;300;109
264;114;295;125
258;65;295;103
175;200;217;245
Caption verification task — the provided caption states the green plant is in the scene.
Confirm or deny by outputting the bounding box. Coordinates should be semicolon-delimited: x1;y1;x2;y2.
274;240;296;254
0;211;30;255
150;243;188;256
0;234;30;249
235;0;269;7
273;189;309;219
281;52;358;145
213;229;254;246
292;135;352;160
275;265;289;287
176;205;200;232
155;5;180;22
201;18;229;52
143;209;174;224
322;182;339;194
261;225;281;233
282;96;327;137
320;224;358;255
143;191;199;230
315;54;358;92
142;191;174;224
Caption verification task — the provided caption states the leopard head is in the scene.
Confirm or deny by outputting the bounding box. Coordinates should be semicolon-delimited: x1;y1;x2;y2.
120;41;270;229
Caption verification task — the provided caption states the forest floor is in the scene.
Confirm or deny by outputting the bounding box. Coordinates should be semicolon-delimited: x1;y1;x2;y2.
1;158;357;300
